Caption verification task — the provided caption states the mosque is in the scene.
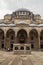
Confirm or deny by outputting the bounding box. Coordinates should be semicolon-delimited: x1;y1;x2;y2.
0;8;43;54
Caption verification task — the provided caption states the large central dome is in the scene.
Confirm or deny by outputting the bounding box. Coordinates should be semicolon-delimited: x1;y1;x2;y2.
15;8;29;12
12;8;34;19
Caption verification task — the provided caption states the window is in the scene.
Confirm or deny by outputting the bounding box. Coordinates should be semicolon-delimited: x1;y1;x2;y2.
11;36;14;40
20;46;24;50
23;12;24;14
11;44;13;49
40;44;43;49
40;36;42;40
1;44;4;48
31;44;34;48
2;36;4;40
19;12;22;15
15;47;18;50
26;47;30;50
31;36;33;40
1;41;4;44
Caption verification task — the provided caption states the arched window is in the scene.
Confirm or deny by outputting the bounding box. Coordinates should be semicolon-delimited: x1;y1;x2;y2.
15;46;18;50
26;46;30;50
20;46;24;50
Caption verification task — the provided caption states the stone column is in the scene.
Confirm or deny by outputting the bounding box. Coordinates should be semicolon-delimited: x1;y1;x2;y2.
0;39;1;49
13;44;15;54
35;34;40;50
14;36;17;44
19;45;20;50
27;37;29;44
5;37;10;50
4;31;6;50
24;45;26;54
38;34;40;50
4;35;6;49
14;31;17;44
34;39;39;50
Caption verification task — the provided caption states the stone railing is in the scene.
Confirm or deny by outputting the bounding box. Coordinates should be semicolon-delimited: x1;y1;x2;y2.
13;43;31;55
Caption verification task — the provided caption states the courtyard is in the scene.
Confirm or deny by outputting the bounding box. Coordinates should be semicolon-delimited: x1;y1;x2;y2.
0;50;43;65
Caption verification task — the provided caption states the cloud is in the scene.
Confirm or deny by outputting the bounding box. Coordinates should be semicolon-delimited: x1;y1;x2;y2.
0;10;12;19
0;0;7;10
0;0;43;19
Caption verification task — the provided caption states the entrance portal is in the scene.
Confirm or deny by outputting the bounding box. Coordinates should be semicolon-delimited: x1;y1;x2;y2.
17;29;27;43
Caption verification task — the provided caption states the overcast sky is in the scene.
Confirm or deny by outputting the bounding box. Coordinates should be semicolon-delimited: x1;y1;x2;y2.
0;0;43;19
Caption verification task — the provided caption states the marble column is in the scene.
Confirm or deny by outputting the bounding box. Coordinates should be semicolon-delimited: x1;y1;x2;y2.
38;34;40;50
24;45;26;54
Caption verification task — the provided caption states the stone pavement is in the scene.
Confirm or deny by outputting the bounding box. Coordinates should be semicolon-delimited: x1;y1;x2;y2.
0;50;43;65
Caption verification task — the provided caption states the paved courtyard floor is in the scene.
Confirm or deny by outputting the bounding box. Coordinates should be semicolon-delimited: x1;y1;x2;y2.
0;50;43;65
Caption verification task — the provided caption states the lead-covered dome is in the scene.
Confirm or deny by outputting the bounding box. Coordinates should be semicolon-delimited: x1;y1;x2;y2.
15;8;29;12
13;8;32;15
11;8;35;21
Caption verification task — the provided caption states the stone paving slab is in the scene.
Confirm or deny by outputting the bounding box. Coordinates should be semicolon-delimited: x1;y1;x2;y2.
0;51;43;65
